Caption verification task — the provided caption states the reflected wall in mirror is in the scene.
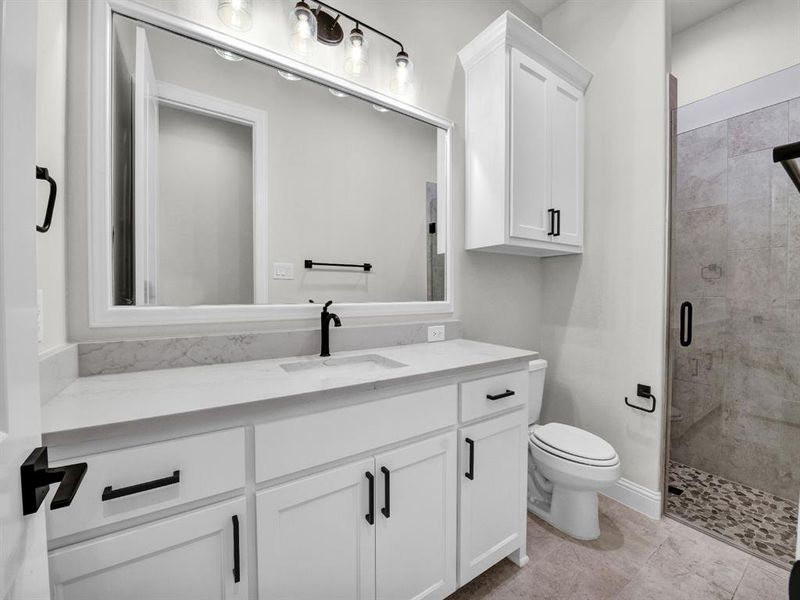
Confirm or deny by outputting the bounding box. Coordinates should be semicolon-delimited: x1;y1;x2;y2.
110;14;446;308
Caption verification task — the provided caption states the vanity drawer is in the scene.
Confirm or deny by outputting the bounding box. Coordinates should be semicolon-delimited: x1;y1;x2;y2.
254;385;457;483
460;370;528;422
47;428;245;540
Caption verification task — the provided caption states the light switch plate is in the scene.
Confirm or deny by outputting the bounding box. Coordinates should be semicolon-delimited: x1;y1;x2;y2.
272;262;294;280
427;325;445;342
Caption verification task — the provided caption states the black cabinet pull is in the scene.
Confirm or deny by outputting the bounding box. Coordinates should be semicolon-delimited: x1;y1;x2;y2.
486;389;515;401
380;467;390;518
231;515;241;583
365;472;375;525
101;470;180;501
547;208;555;235
679;301;692;347
465;438;475;480
35;166;57;234
553;209;561;236
20;447;87;515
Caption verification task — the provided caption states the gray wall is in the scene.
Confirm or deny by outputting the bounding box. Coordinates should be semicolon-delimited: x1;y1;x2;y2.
670;97;800;501
540;0;669;494
66;0;544;346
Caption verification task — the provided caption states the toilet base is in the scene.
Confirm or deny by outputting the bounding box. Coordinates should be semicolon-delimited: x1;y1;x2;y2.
528;485;601;541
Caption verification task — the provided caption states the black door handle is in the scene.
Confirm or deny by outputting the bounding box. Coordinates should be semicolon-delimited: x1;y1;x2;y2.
101;470;180;501
20;447;87;515
380;467;390;518
231;515;241;583
547;208;555;235
465;438;475;480
679;301;692;347
553;209;561;237
365;471;375;525
486;389;515;401
35;166;57;233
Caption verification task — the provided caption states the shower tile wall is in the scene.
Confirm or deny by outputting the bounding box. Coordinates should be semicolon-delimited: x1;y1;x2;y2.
671;98;800;502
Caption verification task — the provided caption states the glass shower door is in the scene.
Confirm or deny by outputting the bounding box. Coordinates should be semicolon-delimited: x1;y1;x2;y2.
667;98;800;570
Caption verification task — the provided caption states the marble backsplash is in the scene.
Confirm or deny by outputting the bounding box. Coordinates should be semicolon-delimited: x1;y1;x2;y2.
76;319;463;377
669;97;800;501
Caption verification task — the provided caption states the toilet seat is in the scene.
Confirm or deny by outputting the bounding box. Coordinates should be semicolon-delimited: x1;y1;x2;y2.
529;423;619;467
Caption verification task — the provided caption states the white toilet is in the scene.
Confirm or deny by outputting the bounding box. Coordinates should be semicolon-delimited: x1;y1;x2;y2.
527;359;621;540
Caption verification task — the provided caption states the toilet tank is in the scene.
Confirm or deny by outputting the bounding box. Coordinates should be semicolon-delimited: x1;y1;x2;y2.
528;359;548;424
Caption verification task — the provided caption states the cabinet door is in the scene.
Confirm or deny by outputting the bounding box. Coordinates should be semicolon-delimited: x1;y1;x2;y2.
458;412;527;586
509;48;552;243
257;458;376;600
375;433;457;600
49;498;248;600
549;74;583;247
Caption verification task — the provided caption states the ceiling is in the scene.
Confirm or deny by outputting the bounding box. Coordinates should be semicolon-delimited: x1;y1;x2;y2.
518;0;747;34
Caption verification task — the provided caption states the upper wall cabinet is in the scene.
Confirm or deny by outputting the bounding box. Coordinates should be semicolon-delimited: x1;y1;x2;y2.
459;12;592;257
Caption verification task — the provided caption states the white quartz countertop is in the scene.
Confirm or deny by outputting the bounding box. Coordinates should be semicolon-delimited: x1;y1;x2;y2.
42;339;537;435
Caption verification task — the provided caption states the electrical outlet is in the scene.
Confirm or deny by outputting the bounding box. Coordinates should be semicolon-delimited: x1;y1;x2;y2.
272;262;294;280
427;325;445;342
37;289;43;343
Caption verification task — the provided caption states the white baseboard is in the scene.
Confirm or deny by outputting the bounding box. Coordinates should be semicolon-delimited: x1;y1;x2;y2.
601;478;662;520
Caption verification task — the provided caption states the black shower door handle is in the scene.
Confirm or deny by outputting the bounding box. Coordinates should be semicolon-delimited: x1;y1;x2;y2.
679;301;692;347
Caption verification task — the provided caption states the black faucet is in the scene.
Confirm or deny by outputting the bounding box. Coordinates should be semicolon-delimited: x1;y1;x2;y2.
320;300;342;357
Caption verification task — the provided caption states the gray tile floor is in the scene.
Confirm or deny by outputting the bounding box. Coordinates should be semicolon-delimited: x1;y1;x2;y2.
447;496;791;600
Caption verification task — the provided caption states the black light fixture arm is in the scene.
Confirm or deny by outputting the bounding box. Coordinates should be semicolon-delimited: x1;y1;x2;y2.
311;0;405;53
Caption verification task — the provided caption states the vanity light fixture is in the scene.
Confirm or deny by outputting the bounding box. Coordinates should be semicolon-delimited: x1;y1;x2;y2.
277;70;302;81
214;48;244;62
328;88;350;98
344;26;368;77
286;0;412;93
217;0;252;32
289;1;318;56
391;51;414;94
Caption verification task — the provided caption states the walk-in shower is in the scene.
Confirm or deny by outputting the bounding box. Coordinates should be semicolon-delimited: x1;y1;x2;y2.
667;95;800;570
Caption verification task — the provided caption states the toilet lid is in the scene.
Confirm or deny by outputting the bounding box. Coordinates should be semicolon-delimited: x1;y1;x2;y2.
531;423;618;464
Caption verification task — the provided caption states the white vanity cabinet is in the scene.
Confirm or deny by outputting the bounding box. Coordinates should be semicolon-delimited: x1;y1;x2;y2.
457;371;529;586
49;497;248;600
256;433;457;600
459;11;592;257
458;413;528;584
42;342;535;600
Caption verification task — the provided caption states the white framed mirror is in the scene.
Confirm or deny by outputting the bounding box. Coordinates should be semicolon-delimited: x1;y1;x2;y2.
89;0;453;327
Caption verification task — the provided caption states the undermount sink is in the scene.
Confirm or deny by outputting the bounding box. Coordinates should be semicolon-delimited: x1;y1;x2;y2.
280;353;408;373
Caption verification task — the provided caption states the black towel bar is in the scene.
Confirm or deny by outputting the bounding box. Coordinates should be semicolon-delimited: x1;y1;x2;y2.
305;259;372;272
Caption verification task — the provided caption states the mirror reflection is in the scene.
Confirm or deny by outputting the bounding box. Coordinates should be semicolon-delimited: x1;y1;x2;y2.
111;14;446;307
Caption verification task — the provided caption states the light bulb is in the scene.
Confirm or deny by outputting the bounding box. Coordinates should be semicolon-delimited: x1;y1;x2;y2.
214;48;244;62
390;51;414;94
289;1;318;56
329;88;349;98
372;104;389;113
217;0;252;32
344;27;369;77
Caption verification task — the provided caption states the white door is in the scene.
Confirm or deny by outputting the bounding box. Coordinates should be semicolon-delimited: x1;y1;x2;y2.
134;25;159;305
458;412;527;586
375;433;456;600
549;75;583;247
509;48;551;243
49;498;247;600
0;1;51;598
256;458;376;600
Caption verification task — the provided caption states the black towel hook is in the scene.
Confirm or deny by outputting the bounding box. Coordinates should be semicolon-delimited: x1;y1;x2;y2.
35;165;57;233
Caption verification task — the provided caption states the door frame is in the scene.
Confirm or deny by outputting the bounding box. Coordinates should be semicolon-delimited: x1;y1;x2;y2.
0;0;50;597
